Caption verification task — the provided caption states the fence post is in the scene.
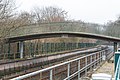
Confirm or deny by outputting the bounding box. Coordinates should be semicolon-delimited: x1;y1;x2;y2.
50;69;53;80
67;63;70;80
90;55;92;71
39;72;42;80
94;53;96;69
100;52;102;64
78;60;81;80
85;57;87;76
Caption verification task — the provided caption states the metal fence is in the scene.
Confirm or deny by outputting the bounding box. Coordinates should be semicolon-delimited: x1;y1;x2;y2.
0;42;97;60
11;48;110;80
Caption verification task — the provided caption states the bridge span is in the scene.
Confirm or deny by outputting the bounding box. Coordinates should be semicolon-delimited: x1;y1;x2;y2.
6;32;120;43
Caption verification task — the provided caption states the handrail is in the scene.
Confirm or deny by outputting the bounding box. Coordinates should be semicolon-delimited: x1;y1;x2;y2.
10;49;108;80
64;58;101;80
115;56;120;80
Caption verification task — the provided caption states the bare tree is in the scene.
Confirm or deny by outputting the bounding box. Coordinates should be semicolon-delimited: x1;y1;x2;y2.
14;11;35;26
104;20;120;37
33;6;68;23
0;0;16;23
0;0;16;43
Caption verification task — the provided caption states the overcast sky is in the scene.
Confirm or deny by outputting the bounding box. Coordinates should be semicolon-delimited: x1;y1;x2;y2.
16;0;120;24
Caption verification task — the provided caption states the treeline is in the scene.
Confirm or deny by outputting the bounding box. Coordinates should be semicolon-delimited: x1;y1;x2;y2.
104;17;120;37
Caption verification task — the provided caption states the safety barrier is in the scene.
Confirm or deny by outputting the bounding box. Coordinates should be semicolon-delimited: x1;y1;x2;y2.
11;48;110;80
0;42;97;60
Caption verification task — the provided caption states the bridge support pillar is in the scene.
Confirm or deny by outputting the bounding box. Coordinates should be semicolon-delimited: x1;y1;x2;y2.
19;41;24;59
114;42;118;52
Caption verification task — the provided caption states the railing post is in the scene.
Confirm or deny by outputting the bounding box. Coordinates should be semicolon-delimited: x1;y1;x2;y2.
40;72;42;80
100;52;102;64
78;60;80;80
67;63;70;80
102;51;105;61
85;57;87;76
98;52;100;65
90;55;92;71
94;54;96;69
50;69;53;80
99;52;101;64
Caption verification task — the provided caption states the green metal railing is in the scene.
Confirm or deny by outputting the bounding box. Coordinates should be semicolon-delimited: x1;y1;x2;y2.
115;52;120;80
0;42;97;60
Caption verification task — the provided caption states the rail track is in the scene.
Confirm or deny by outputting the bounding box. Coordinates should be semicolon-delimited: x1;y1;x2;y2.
0;46;109;79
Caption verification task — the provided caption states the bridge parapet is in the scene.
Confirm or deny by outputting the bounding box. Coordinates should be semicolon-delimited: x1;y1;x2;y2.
8;22;101;38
